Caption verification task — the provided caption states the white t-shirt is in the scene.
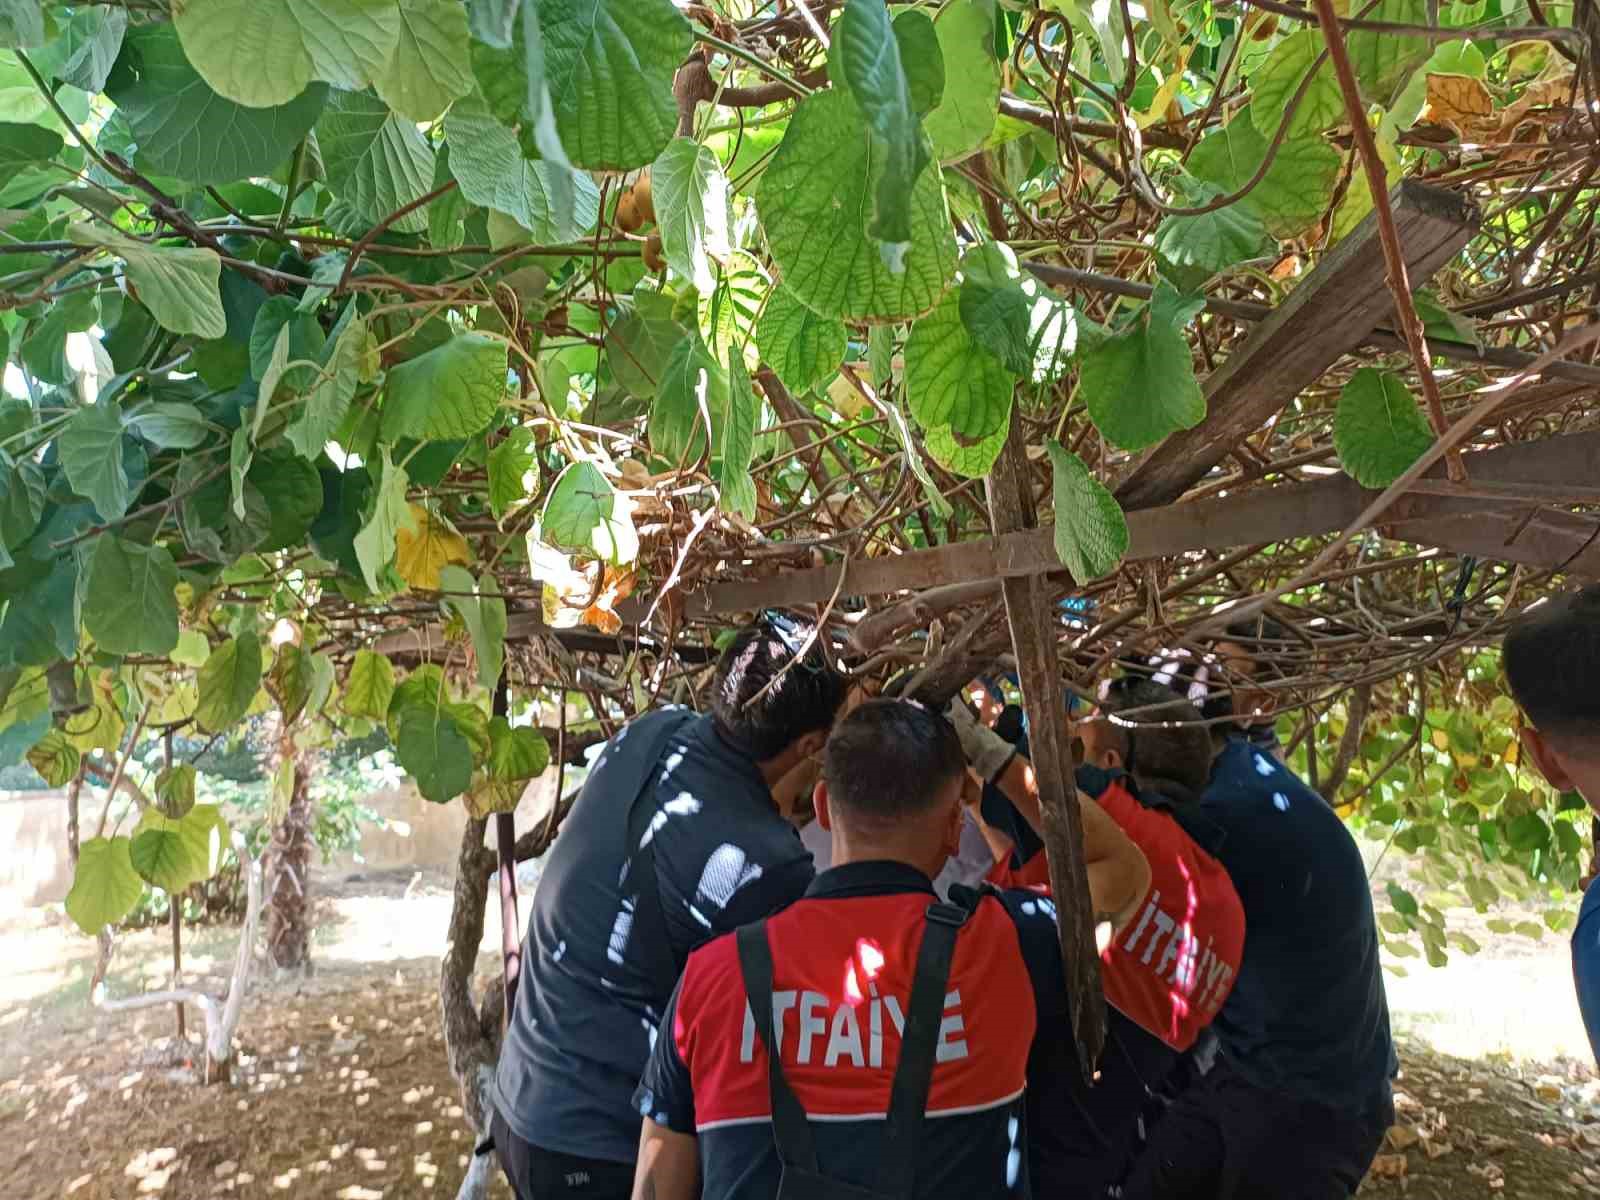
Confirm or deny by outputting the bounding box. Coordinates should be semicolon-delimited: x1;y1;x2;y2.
799;812;998;898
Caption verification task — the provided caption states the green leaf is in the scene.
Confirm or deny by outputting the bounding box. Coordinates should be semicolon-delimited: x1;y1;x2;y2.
130;807;209;892
268;642;316;724
79;535;179;657
1080;286;1205;451
58;403;132;521
1413;289;1479;349
922;0;998;161
755;286;846;397
1386;881;1420;916
1187;108;1342;238
533;0;691;169
541;461;638;565
195;633;263;734
108;25;329;185
155;763;197;819
37;6;127;93
70;225;226;340
250;447;325;552
0;0;46;48
289;0;402;92
443;93;599;241
1153;184;1273;292
1333;368;1434;488
65;837;143;934
761;88;956;321
487;425;536;519
0;450;44;552
837;0;931;249
381;332;507;443
605;296;687;401
373;0;474;122
343;648;396;719
0;120;60;171
395;701;474;802
1250;31;1343;138
26;728;79;787
892;10;944;116
440;565;507;691
125;402;210;450
719;355;758;521
905;286;1016;440
174;0;313;107
1048;441;1128;583
924;419;1007;478
354;451;416;592
251;294;326;384
651;335;725;465
956;242;1080;382
652;137;730;295
1507;812;1551;853
269;754;294;824
1349;0;1431;102
318;88;436;235
285;315;365;459
488;715;549;777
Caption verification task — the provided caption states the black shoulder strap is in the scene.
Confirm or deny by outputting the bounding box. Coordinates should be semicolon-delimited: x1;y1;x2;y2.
876;896;973;1197
736;921;822;1173
623;710;699;1000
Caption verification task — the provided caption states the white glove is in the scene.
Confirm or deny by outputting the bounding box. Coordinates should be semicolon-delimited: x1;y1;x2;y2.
945;699;1018;783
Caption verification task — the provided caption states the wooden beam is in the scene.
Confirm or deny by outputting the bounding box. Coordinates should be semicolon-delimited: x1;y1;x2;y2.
687;431;1600;614
1025;264;1600;388
373;615;719;664
985;415;1107;1077
1113;181;1480;512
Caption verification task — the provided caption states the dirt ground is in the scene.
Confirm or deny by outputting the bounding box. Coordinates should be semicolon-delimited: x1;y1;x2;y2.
5;867;1600;1199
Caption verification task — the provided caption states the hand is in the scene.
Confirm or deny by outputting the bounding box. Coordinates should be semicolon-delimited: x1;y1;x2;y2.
945;699;1018;783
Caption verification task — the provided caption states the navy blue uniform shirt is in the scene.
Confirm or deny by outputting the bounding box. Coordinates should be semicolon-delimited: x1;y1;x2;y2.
1201;736;1396;1109
1572;879;1600;1064
494;709;816;1162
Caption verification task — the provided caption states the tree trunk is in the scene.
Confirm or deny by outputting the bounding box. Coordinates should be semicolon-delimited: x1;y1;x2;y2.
265;736;315;972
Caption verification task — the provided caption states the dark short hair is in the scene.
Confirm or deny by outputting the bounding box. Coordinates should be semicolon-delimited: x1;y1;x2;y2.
1097;679;1213;799
712;615;849;760
1220;615;1292;683
822;699;966;825
1504;586;1600;753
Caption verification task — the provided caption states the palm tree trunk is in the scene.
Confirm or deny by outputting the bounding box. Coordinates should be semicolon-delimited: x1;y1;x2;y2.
265;732;314;972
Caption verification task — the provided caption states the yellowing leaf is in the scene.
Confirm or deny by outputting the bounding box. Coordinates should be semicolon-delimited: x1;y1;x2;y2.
580;568;636;635
1424;73;1495;138
394;504;471;590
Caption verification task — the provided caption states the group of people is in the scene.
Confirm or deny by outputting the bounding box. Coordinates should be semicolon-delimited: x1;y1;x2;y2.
481;584;1600;1199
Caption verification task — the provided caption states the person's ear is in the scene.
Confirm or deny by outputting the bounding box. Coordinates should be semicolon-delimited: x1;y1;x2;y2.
1100;746;1124;771
814;779;834;832
1521;725;1576;791
944;793;965;857
796;729;828;759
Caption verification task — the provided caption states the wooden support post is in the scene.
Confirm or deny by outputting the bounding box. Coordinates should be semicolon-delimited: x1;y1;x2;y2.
492;682;521;1028
984;416;1107;1076
1114;181;1479;512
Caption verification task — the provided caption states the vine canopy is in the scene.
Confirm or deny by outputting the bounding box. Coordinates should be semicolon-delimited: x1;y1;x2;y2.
0;0;1595;939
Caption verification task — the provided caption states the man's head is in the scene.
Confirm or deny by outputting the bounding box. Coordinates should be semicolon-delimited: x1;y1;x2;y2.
1206;615;1290;728
1504;586;1600;805
814;699;968;878
712;613;850;782
1079;679;1214;802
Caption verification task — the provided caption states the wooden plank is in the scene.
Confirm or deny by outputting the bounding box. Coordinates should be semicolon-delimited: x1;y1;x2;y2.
1114;181;1480;512
985;416;1107;1078
373;614;718;663
1387;504;1600;579
687;431;1600;614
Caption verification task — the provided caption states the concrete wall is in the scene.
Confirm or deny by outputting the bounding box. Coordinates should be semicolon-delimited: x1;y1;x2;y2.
0;771;561;915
